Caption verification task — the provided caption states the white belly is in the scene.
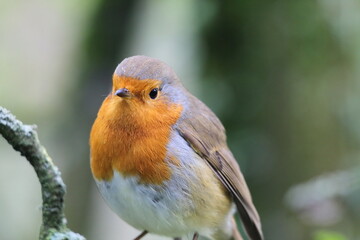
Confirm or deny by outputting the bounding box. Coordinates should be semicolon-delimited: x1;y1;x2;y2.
96;170;199;238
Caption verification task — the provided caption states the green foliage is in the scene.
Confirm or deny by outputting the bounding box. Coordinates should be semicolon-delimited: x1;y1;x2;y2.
313;230;348;240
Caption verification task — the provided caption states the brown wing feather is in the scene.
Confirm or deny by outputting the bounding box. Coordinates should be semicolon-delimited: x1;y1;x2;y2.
176;93;263;240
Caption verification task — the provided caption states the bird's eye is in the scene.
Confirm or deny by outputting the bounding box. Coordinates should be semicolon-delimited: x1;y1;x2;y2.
149;88;159;99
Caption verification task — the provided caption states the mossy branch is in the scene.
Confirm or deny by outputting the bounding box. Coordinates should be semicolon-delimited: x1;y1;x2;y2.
0;107;85;240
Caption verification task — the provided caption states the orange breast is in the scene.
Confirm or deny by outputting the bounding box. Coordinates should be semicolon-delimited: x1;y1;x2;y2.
90;79;182;184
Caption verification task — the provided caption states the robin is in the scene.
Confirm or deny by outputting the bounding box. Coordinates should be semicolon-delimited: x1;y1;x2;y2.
90;56;263;240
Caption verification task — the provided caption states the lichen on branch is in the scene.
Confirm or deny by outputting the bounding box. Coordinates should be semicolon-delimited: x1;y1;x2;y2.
0;107;85;240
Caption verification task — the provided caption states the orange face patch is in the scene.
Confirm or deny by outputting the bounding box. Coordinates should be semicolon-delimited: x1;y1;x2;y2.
112;75;162;100
90;76;183;184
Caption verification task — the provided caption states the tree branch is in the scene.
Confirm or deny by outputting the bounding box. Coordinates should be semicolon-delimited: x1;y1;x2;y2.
0;107;85;240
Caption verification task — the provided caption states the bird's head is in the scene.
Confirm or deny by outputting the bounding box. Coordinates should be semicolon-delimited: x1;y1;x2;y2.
111;55;187;107
100;56;185;128
111;76;164;108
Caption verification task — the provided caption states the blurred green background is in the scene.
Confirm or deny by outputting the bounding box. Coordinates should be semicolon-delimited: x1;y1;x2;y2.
1;0;360;239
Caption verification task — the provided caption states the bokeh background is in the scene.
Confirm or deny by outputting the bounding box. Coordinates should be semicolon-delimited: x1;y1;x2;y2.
1;0;360;240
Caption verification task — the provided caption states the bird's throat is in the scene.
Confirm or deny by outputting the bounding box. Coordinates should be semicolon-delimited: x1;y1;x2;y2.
90;95;182;184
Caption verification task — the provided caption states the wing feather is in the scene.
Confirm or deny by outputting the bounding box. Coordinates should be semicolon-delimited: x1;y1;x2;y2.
176;94;263;240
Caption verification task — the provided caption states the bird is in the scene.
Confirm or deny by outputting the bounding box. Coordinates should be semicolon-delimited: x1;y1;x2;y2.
90;56;263;240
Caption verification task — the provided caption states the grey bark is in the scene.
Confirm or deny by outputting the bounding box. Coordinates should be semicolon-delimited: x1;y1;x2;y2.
0;107;85;240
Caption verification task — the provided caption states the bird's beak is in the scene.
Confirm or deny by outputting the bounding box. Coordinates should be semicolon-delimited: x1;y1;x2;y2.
114;88;132;98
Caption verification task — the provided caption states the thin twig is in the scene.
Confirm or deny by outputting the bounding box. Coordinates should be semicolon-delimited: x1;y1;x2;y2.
0;107;85;240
